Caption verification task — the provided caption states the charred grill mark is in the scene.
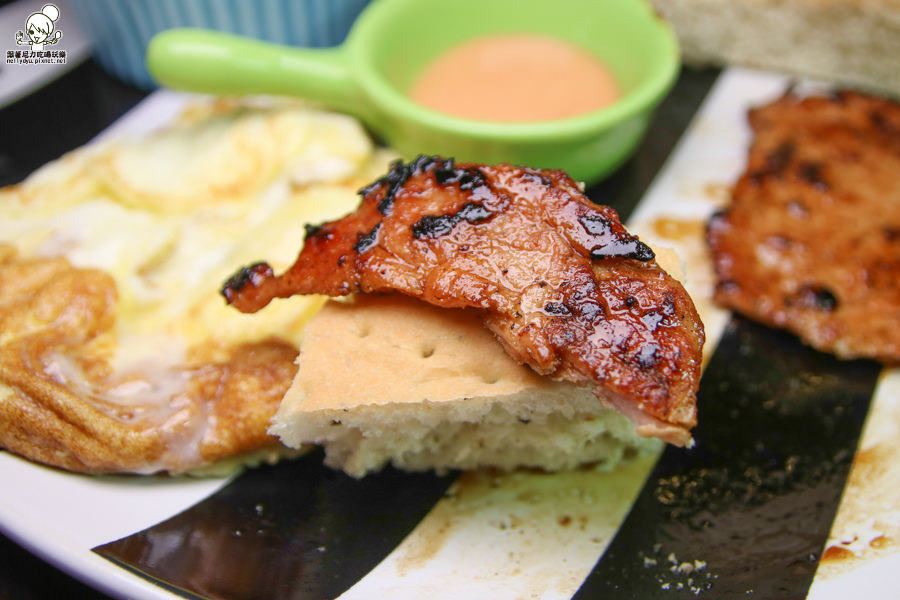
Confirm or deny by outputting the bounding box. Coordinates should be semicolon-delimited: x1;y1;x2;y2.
750;141;795;184
221;262;273;304
304;225;334;243
579;215;655;261
374;161;410;215
433;163;488;191
796;284;839;311
543;302;571;316
412;214;455;238
590;238;656;261
458;202;491;222
766;141;795;175
354;223;381;253
561;278;607;320
869;109;899;137
359;156;438;215
412;202;493;239
798;161;828;191
304;223;323;240
359;155;489;216
578;215;612;236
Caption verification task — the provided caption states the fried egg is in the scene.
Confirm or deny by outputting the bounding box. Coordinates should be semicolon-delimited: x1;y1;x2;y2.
0;96;396;474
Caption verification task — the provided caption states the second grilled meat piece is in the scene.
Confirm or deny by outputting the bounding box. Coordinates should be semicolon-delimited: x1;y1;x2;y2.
708;91;900;363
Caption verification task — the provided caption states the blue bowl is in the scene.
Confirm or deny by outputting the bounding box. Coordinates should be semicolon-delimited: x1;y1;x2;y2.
69;0;370;90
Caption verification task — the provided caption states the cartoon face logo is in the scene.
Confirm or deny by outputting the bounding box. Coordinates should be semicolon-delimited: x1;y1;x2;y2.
15;4;62;52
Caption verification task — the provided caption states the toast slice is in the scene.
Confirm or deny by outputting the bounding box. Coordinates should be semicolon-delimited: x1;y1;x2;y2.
270;294;663;477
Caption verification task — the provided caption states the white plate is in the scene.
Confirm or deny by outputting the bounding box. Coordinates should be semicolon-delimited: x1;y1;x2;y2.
0;451;228;600
0;67;896;600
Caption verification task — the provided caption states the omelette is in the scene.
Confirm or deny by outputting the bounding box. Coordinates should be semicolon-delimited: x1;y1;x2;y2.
0;97;395;474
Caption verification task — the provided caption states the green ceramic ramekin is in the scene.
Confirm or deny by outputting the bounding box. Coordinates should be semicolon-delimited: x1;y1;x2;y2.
146;0;680;184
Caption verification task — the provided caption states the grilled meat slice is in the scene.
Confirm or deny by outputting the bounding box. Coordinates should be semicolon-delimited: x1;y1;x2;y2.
224;156;705;445
708;91;900;363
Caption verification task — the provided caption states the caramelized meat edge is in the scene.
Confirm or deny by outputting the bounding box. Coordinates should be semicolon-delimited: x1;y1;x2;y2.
224;156;705;445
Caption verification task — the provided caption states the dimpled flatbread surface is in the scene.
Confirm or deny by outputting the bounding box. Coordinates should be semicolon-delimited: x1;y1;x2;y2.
707;90;900;363
0;97;396;474
270;291;669;478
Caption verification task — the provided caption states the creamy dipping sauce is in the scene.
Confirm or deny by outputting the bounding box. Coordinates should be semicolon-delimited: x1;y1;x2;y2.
408;33;621;122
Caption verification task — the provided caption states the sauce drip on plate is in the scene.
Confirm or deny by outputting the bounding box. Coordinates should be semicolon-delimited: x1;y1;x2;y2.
408;33;621;122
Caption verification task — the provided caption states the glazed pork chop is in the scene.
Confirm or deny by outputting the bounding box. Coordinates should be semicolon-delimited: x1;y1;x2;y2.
707;91;900;363
223;156;705;446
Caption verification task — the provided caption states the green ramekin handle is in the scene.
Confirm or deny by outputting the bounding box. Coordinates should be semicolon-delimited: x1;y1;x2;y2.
146;28;365;118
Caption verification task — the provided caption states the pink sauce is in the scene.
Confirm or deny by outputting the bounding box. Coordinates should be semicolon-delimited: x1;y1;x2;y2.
408;33;621;122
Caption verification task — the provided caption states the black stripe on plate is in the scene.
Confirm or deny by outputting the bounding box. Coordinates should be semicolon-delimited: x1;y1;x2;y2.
573;315;882;600
94;450;454;600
